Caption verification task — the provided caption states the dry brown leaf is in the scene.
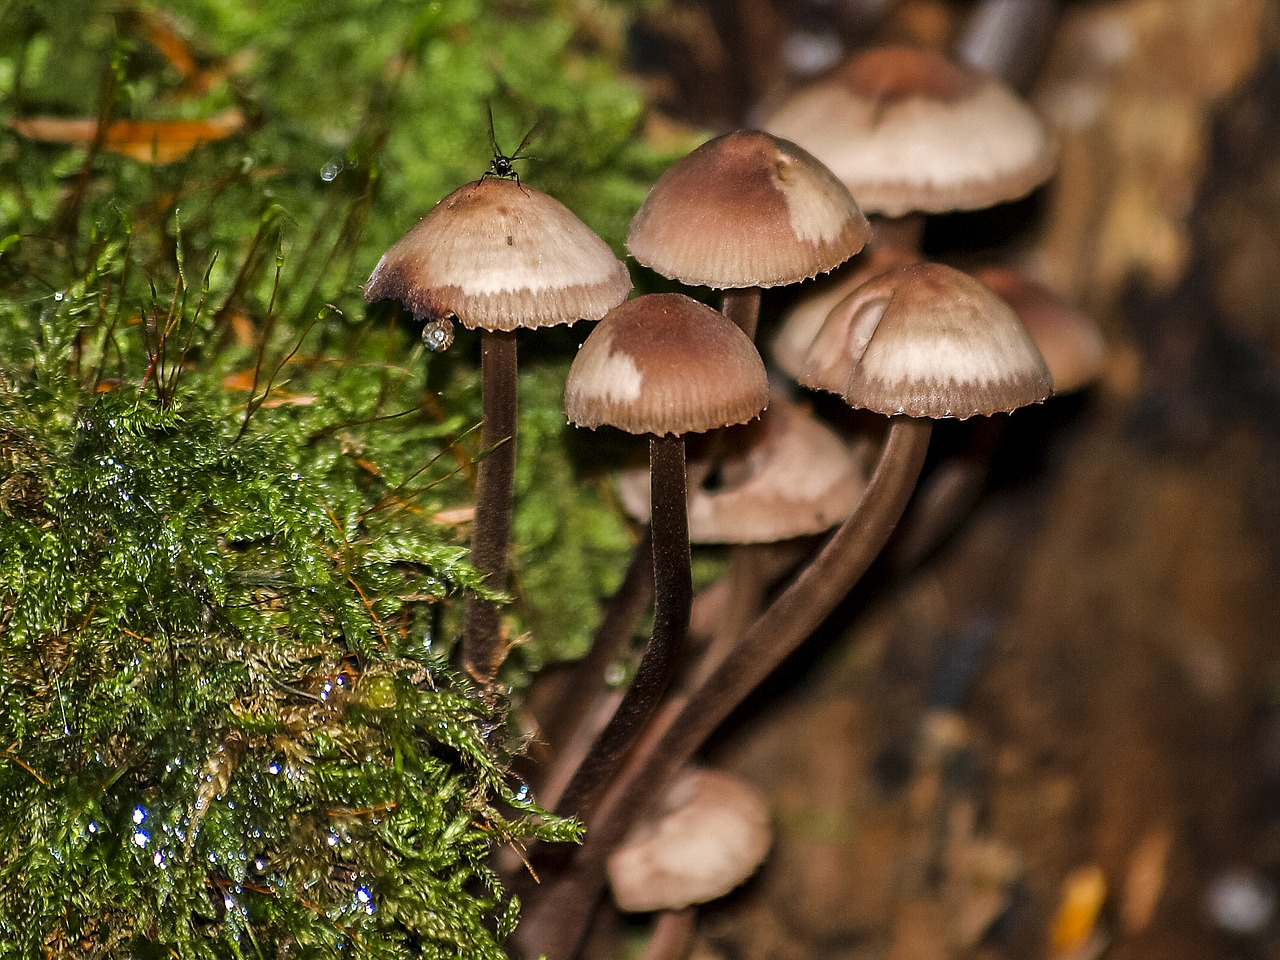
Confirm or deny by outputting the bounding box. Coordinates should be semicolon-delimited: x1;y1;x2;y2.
7;109;244;164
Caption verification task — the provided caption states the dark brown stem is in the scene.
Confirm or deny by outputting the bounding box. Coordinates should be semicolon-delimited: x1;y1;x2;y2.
463;329;517;685
551;435;691;821
515;415;933;960
721;287;762;339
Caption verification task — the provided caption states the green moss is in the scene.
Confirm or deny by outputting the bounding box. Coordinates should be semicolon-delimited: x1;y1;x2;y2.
0;0;678;955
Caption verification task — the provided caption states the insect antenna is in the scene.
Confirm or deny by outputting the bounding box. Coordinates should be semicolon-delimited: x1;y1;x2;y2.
483;102;541;188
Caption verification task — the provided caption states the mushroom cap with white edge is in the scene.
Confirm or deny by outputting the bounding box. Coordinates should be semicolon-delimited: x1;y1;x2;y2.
764;46;1055;217
564;293;769;437
363;177;631;331
607;767;773;913
617;399;871;543
799;262;1053;419
626;130;871;289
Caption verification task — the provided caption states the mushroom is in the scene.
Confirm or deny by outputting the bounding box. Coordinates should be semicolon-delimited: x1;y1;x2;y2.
516;261;1052;960
800;261;1053;418
764;46;1056;221
606;767;772;913
553;293;768;818
626;129;870;337
364;176;630;685
618;400;869;545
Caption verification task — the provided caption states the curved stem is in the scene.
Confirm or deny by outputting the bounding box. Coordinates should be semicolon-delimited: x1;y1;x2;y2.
515;416;933;960
552;435;691;820
463;329;517;685
721;287;762;340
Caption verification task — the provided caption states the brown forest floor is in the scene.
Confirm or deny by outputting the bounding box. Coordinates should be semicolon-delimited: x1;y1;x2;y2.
589;2;1280;958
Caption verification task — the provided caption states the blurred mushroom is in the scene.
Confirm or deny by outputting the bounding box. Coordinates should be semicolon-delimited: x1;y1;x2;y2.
365;177;630;684
972;265;1105;395
764;46;1056;220
607;767;772;913
620;399;872;669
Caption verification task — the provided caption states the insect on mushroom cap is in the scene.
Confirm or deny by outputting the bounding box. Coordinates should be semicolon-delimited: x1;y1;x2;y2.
363;177;631;332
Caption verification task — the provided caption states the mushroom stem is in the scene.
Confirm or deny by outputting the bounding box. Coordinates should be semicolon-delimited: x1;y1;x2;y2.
551;435;692;820
872;213;926;255
721;287;762;339
641;908;696;960
462;328;518;685
517;415;933;960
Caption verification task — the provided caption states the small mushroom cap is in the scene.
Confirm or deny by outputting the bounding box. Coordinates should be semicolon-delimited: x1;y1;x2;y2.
607;768;772;913
618;400;870;542
799;262;1053;419
363;177;631;331
771;246;920;380
973;266;1106;395
626;130;871;289
764;46;1055;217
565;293;768;436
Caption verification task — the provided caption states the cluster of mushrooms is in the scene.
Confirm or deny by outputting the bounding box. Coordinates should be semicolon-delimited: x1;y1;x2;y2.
365;44;1105;960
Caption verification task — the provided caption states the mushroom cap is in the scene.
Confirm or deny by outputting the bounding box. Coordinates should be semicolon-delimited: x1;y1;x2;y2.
618;400;871;542
973;266;1106;395
363;177;631;331
626;130;871;289
763;46;1055;217
799;262;1053;419
607;768;772;913
771;246;920;380
565;293;768;436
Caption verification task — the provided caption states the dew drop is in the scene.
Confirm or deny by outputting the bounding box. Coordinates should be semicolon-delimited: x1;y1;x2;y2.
421;317;455;352
321;159;343;182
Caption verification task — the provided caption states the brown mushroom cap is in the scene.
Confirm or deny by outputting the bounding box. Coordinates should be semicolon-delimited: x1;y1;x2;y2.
771;246;920;380
618;400;871;543
764;46;1055;217
363;177;631;331
607;768;772;913
799;262;1053;418
626;130;871;289
565;293;768;436
973;266;1106;395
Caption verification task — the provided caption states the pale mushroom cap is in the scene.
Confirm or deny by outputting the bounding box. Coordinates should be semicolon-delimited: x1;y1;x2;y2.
565;293;768;436
771;246;920;380
799;262;1053;418
363;177;631;331
974;266;1106;395
607;768;772;913
764;47;1055;217
626;130;871;289
618;400;870;542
